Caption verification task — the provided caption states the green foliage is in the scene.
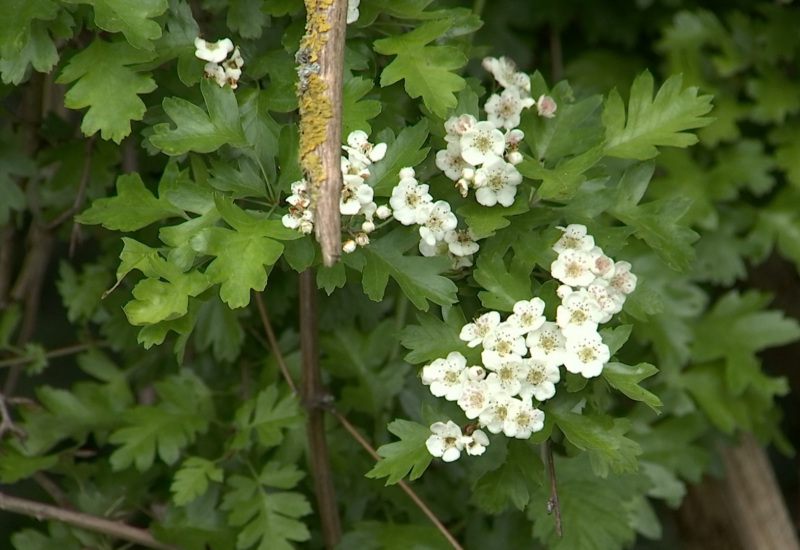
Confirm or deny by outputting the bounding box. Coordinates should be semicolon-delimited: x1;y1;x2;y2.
366;420;433;485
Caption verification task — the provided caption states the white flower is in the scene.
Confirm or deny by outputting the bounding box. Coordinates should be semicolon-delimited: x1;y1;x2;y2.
444;228;480;257
485;87;534;130
460;121;506;166
444;114;477;143
361;220;375;233
526;321;566;368
347;0;360;24
426;421;464;462
459;311;501;347
507;151;523;165
462;429;490;456
485;358;525;396
194;37;234;63
536;94;557;118
563;330;610;378
481;322;527;369
354;231;369;247
556;289;604;337
506;298;546;335
417;200;458;246
457;380;492;419
467;365;487;381
282;208;313;234
607;260;637;296
551;249;596;287
340;177;374;215
474;155;521;207
436;143;468;181
419;238;447;258
204;62;226;86
503;399;544;438
481;56;530;93
342;239;357;253
344;130;387;166
518;358;560;402
478;391;515;434
421;351;469;401
375;205;392;220
585;278;622;322
553;224;595;253
399;167;416;179
588;247;614;277
389;178;432;225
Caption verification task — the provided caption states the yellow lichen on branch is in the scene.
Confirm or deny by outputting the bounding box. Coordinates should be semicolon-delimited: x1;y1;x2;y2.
297;0;346;266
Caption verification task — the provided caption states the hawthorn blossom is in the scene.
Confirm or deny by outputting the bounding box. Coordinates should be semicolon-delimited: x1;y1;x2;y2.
390;177;432;225
507;298;547;335
551;249;596;287
607;260;638;296
518;358;560;402
504;399;544;438
460;121;506;165
526;321;567;368
563;330;610;378
421;351;469;401
463;428;490;456
485;87;534;129
340;176;374;215
473;155;522;207
553;224;595;253
536;94;557;118
478;392;515;434
458;380;492;419
194;37;234;63
426;421;464;462
485;358;526;397
459;311;502;348
347;0;360;24
444;228;480;257
417;200;458;246
556;289;604;337
482;56;531;93
444;114;477;143
481;322;527;369
436;143;469;181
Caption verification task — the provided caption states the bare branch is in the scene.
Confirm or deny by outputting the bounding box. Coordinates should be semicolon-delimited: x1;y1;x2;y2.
0;492;177;550
253;291;298;394
544;439;563;537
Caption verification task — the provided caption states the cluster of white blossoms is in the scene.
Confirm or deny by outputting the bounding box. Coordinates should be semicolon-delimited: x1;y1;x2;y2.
389;167;480;269
435;57;556;208
423;224;637;462
194;37;244;89
282;131;391;253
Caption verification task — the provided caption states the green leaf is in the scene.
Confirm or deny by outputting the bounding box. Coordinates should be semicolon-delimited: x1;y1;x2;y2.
530;453;649;550
62;0;168;50
0;20;60;85
56;38;157;143
399;308;474;364
770;122;800;188
518;146;604;202
0;125;34;224
360;227;458;311
338;521;453;550
77;173;185;230
0;450;58;483
691;291;800;395
611;162;699;271
194;296;244;362
602;362;662;412
109;370;214;471
456;199;529;239
56;261;110;323
342;76;382;136
366;419;433;485
227;0;267;39
369;121;430;195
12;523;82;550
150;78;248;155
171;457;224;506
124;269;210;325
472;441;543;513
603;71;713;160
374;19;468;116
473;253;532;312
232;385;303;450
221;467;311;550
550;407;641;477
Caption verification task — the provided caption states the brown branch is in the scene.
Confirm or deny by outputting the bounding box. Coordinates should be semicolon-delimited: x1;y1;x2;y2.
299;268;341;548
0;341;100;369
328;407;465;550
0;223;16;307
297;0;347;266
0;492;177;549
0;391;25;440
253;292;298;394
544;439;563;537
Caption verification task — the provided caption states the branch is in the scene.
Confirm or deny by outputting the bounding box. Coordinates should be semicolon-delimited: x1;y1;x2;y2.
0;391;25;440
0;341;100;368
544;439;563;537
253;292;298;394
0;492;177;550
298;269;341;548
297;0;347;266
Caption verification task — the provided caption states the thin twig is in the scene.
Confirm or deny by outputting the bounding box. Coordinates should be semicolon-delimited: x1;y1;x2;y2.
0;341;100;368
0;391;25;440
255;288;464;550
33;472;73;509
297;0;347;266
328;407;465;550
0;492;177;550
299;268;341;548
545;439;563;537
253;291;298;394
47;135;95;229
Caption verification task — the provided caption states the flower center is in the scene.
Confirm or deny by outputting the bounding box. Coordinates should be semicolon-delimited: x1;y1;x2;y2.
578;347;596;363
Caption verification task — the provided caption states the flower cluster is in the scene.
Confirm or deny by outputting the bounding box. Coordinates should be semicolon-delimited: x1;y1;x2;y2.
389;167;480;268
282;131;391;253
435;57;556;208
194;37;244;89
423;224;637;462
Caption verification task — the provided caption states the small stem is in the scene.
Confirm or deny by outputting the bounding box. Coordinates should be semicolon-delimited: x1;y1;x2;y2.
328;407;465;550
299;269;341;548
0;391;25;440
47;135;95;233
253;291;298;394
0;492;177;550
0;341;100;368
544;439;563;537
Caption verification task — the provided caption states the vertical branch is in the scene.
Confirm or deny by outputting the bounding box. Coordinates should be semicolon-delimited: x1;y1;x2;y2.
299;269;341;548
297;0;347;266
544;439;563;537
